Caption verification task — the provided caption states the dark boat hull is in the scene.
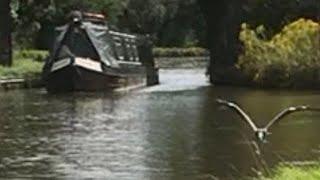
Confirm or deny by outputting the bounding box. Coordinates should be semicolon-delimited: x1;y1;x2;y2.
45;59;146;93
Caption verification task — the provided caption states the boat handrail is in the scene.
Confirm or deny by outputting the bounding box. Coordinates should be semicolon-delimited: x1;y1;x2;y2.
109;31;137;39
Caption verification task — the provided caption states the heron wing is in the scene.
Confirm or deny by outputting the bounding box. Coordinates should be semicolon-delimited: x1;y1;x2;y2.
266;106;320;129
216;99;258;132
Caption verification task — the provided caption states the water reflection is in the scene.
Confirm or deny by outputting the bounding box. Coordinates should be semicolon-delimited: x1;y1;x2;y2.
1;69;320;179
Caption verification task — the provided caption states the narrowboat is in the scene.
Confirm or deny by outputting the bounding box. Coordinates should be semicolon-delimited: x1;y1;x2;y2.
42;12;158;92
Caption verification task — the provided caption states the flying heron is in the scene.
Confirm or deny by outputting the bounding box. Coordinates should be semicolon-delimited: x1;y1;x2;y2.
216;99;320;142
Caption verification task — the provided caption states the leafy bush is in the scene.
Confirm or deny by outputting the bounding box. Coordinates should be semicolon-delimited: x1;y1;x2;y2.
0;50;46;79
153;47;209;57
0;60;43;79
259;164;320;180
237;18;320;88
14;50;49;62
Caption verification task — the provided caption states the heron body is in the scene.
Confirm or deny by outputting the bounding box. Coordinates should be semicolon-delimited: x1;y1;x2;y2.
216;98;320;142
255;129;268;142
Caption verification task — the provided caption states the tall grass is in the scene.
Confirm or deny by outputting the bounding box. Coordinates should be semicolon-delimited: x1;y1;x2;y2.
258;165;320;180
237;18;320;88
0;50;47;79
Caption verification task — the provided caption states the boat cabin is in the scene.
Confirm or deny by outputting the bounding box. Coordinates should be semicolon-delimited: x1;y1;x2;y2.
42;11;158;92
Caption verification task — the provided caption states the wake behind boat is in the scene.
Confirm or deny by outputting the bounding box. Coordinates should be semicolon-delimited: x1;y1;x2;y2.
42;12;158;93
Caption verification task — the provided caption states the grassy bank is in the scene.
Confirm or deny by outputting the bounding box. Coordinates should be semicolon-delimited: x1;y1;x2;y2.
259;164;320;180
0;48;208;80
153;47;209;57
237;18;320;88
0;50;46;79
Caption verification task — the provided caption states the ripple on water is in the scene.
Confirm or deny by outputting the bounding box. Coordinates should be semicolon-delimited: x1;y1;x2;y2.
141;69;210;93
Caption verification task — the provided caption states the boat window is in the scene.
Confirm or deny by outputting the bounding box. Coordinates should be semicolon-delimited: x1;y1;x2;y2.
123;38;140;62
132;44;140;62
110;31;141;63
112;36;125;61
129;39;139;62
125;38;134;62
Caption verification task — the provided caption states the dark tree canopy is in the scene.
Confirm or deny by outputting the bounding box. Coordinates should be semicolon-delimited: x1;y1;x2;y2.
12;0;205;49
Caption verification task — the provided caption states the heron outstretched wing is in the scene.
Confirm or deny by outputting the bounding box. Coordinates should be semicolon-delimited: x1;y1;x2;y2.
216;99;258;132
266;106;320;130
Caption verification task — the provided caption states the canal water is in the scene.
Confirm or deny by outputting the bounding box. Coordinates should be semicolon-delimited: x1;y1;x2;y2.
1;69;320;179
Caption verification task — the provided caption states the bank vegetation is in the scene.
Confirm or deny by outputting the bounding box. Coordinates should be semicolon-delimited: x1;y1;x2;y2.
237;18;320;88
0;47;209;79
0;50;47;79
258;163;320;180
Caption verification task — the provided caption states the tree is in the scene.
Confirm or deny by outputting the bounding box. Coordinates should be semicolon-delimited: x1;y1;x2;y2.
11;0;206;48
198;0;244;83
122;0;205;47
198;0;320;84
243;0;320;37
0;0;12;66
13;0;127;49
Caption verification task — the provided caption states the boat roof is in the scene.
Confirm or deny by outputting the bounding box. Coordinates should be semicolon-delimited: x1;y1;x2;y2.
47;19;140;69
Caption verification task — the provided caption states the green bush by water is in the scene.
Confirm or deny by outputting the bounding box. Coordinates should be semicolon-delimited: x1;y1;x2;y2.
0;50;46;79
237;18;320;88
14;49;49;62
0;59;44;79
259;165;320;180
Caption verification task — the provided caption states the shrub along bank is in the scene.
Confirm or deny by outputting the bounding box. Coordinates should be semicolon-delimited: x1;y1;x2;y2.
237;18;320;88
0;48;208;80
0;50;47;79
258;164;320;180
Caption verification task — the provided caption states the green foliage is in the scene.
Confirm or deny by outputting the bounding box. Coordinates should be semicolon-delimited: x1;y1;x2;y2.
124;0;167;33
237;18;320;88
259;164;320;180
243;0;320;38
12;0;127;48
153;47;209;57
0;59;43;79
10;0;320;49
12;0;205;48
54;0;127;23
0;50;45;79
124;0;205;47
14;50;48;62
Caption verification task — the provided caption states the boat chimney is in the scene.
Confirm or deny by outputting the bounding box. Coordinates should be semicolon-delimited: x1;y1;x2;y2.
68;11;83;25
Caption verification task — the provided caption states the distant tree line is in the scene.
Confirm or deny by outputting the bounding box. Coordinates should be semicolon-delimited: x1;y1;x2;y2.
10;0;320;50
11;0;206;49
244;0;320;37
0;0;319;65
